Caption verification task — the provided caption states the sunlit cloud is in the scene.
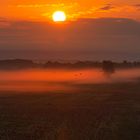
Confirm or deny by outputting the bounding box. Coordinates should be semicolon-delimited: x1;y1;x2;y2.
5;3;140;21
15;3;78;9
14;2;79;20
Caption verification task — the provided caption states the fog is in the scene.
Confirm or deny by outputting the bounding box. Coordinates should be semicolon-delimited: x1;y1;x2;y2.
0;68;140;92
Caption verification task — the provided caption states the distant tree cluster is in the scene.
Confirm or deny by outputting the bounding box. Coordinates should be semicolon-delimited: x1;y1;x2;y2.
0;59;140;70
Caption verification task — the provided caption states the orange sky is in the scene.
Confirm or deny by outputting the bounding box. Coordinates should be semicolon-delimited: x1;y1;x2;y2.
1;0;140;21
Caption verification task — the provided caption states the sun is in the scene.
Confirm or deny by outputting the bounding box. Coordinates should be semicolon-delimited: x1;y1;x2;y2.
52;11;66;22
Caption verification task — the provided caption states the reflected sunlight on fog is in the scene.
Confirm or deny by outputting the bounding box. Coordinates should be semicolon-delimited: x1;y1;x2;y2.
0;68;140;92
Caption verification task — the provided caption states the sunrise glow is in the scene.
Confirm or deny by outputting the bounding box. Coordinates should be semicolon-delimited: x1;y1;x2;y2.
52;11;66;22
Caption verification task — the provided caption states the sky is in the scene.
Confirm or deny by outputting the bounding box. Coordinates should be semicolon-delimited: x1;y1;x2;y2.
0;0;140;61
1;0;140;21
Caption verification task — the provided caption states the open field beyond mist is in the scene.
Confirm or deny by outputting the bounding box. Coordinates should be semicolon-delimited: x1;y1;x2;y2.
0;83;140;139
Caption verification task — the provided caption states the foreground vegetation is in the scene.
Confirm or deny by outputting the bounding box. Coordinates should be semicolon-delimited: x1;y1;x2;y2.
0;81;140;140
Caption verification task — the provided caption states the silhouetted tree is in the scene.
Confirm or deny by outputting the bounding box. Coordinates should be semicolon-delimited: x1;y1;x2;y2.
102;60;115;76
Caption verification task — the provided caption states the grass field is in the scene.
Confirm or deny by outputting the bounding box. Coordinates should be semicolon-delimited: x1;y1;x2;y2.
0;81;140;140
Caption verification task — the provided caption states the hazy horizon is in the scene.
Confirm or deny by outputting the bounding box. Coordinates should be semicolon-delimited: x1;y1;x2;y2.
0;18;140;61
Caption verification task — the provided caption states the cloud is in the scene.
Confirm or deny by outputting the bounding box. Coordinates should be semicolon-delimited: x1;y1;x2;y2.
15;2;78;9
0;18;140;60
99;4;114;11
0;17;11;28
133;4;140;10
71;4;139;19
15;2;79;19
8;3;140;21
97;4;139;13
134;4;140;7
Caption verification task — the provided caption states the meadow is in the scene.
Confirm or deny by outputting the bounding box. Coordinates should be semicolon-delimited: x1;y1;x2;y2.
0;68;140;140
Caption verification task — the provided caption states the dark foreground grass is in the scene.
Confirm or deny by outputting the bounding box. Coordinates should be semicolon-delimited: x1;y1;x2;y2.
0;82;140;140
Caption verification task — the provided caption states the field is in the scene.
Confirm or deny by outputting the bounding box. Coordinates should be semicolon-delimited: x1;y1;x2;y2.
0;81;140;140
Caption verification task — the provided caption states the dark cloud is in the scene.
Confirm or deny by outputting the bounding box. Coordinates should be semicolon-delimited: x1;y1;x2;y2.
0;17;8;22
134;4;140;7
99;4;114;11
0;17;11;28
0;18;140;61
134;4;140;10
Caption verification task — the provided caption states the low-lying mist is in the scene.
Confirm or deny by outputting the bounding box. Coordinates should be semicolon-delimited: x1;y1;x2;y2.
0;68;140;92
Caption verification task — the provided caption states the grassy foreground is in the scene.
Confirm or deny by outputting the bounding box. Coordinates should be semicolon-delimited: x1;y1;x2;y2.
0;82;140;140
